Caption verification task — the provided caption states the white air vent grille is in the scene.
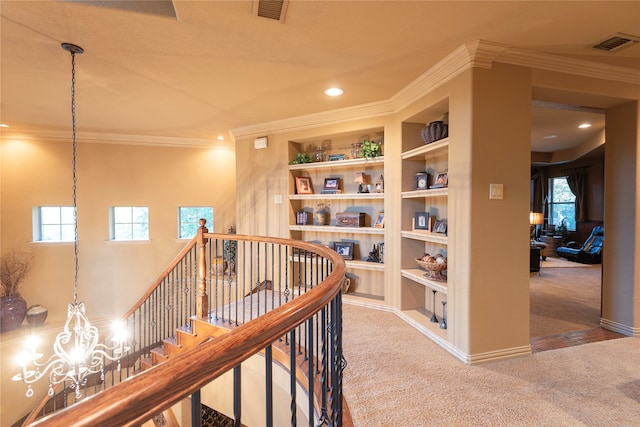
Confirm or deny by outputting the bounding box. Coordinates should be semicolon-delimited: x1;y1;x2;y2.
254;0;288;22
592;33;639;52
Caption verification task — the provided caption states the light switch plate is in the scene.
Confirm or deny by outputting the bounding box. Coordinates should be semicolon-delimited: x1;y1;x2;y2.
489;183;503;200
274;194;282;204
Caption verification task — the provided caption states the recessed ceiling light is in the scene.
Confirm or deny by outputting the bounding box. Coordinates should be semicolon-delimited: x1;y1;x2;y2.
324;87;343;97
543;135;557;139
217;135;224;140
578;123;592;129
0;123;9;128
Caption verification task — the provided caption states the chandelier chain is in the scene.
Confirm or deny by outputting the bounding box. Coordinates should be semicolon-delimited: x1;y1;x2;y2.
70;50;79;305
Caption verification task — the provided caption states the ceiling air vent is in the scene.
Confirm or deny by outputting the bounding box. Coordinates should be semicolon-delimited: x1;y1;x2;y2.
591;33;639;52
254;0;288;22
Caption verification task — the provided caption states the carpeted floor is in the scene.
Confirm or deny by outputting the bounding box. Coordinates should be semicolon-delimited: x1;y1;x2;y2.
530;262;601;337
342;304;640;426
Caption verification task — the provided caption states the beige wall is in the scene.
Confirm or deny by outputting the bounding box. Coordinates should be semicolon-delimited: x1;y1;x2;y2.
1;138;235;426
464;64;532;355
2;139;236;322
603;101;639;333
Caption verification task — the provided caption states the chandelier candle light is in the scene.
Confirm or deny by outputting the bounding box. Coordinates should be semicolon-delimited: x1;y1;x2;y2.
13;43;129;399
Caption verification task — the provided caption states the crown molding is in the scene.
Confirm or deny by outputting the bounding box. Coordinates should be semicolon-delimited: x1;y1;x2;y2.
231;99;394;139
496;46;640;85
391;40;509;112
1;129;232;149
232;39;638;141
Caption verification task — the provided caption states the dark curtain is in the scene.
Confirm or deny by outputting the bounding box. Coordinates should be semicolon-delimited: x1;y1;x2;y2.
566;167;587;222
530;167;546;217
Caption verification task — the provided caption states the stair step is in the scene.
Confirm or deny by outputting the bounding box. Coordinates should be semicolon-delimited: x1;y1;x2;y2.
140;355;153;370
150;347;169;365
162;336;182;357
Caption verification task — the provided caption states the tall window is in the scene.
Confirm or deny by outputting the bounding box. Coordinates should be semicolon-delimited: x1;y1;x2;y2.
33;206;75;241
548;177;576;231
178;207;213;239
111;206;149;240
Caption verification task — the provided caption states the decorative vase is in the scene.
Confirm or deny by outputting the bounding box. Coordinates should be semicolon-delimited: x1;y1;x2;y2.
428;121;443;142
351;142;362;159
315;210;328;225
1;295;28;332
26;304;48;327
314;146;327;162
421;124;432;144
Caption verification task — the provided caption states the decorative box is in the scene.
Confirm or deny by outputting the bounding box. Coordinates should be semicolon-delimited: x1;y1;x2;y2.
336;212;366;227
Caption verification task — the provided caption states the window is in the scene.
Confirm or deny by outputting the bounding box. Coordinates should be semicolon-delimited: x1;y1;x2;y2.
179;207;213;238
33;206;75;241
111;207;149;240
548;177;576;231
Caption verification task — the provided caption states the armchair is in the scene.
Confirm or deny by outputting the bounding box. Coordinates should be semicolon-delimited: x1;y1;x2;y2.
556;226;604;264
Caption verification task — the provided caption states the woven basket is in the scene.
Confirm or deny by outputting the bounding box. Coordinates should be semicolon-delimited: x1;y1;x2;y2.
415;257;447;281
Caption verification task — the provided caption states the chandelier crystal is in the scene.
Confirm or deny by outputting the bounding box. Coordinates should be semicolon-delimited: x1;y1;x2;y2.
13;43;129;400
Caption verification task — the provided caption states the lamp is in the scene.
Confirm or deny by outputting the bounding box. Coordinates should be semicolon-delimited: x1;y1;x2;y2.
13;43;129;399
530;211;544;240
354;172;369;193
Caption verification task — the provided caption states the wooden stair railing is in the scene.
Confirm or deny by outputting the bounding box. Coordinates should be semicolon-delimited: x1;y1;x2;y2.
21;221;346;426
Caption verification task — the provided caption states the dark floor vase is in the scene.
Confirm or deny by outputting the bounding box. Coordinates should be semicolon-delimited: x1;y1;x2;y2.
1;295;27;332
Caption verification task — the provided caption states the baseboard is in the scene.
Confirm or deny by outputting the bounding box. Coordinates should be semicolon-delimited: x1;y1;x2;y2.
465;345;533;365
344;300;534;365
600;318;640;336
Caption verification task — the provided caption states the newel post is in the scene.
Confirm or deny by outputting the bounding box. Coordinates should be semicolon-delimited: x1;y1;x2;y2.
196;218;209;319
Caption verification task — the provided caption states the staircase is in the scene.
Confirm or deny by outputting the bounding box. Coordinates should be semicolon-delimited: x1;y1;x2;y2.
19;224;346;427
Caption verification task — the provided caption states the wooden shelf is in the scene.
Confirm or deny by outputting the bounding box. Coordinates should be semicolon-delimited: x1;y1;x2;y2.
401;138;449;160
343;292;386;308
289;225;384;235
401;188;448;198
290;193;384;201
401;230;448;245
401;268;448;294
288;156;384;171
346;259;385;271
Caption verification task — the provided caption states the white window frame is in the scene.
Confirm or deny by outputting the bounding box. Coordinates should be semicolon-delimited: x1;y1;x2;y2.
548;177;577;231
32;206;75;242
178;207;214;239
110;206;150;241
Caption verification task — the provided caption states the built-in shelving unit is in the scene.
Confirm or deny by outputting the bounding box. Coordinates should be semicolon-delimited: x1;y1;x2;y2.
288;128;386;303
400;97;451;341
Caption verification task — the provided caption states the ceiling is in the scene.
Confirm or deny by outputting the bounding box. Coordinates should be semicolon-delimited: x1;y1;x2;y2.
1;1;639;158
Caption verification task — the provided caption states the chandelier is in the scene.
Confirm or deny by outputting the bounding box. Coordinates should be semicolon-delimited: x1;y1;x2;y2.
13;43;129;399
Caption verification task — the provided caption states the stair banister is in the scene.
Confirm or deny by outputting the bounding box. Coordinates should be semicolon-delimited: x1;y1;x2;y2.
26;238;345;426
196;219;209;318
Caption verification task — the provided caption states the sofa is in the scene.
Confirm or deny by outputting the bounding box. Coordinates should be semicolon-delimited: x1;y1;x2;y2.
556;226;604;264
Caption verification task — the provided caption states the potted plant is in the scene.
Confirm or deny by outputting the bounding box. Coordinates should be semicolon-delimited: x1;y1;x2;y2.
556;219;569;242
1;250;34;332
360;139;382;159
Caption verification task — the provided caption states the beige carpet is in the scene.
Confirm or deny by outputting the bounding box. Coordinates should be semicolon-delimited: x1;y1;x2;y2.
541;256;593;268
342;304;640;426
530;264;601;337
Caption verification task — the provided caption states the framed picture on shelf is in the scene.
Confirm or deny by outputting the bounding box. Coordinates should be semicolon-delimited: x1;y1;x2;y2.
433;219;447;234
323;177;340;190
328;154;346;161
373;211;385;228
430;171;448;189
295;176;313;194
334;241;354;260
414;212;430;230
374;176;384;193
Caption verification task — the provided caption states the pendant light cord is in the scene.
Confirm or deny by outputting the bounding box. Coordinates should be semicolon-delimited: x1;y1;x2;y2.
70;49;79;306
